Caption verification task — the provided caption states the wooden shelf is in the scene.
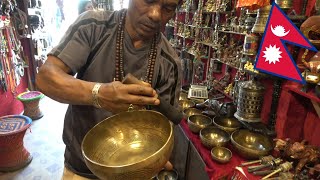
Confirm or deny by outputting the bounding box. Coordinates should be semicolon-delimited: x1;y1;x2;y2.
214;58;239;70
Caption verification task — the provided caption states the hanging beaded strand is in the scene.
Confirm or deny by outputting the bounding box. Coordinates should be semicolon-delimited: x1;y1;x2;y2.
115;10;158;84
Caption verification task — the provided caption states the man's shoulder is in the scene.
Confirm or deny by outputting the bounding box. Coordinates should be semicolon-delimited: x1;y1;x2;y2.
75;9;122;27
159;34;181;66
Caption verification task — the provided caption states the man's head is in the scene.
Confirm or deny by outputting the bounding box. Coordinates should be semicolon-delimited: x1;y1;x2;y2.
126;0;180;40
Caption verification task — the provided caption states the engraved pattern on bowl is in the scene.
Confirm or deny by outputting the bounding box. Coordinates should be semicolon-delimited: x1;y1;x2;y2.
231;129;274;160
187;115;212;133
200;126;230;149
82;110;174;180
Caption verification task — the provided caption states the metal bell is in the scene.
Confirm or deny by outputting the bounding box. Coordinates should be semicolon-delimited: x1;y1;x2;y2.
252;5;272;34
275;0;293;11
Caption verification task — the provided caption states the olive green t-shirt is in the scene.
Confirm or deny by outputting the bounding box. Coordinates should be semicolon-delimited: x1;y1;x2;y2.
49;9;182;178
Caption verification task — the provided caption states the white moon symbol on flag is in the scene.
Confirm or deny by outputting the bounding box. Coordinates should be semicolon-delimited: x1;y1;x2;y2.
271;25;290;37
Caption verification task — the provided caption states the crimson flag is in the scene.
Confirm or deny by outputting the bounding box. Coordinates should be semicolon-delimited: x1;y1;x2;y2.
254;2;317;84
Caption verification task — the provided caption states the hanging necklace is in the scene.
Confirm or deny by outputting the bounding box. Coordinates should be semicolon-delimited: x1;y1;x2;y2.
115;10;158;84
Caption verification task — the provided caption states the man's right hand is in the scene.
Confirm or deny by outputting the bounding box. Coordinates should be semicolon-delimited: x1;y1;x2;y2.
97;81;160;113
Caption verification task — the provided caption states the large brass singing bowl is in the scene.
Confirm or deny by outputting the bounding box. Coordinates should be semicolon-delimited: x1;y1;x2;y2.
81;110;174;180
231;129;274;160
187;115;212;133
200;126;230;149
213;116;242;134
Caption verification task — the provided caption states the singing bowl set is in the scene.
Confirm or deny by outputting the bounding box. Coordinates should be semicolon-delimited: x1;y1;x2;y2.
213;116;242;134
82;110;174;180
200;126;230;149
187;114;212;133
183;108;202;119
231;129;274;160
211;147;232;164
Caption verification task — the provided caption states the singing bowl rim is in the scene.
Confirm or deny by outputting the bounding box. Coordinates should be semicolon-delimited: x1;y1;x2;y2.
211;146;232;163
179;100;195;108
187;114;212;127
183;108;202;116
213;116;242;133
230;129;273;159
81;110;174;169
200;126;230;147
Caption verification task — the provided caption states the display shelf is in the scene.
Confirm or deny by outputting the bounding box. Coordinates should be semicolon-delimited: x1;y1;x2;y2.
196;41;218;49
218;30;247;36
176;34;195;40
185;50;207;58
215;58;239;70
188;24;211;29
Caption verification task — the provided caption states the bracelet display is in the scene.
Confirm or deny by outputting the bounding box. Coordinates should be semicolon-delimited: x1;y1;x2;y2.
92;83;102;108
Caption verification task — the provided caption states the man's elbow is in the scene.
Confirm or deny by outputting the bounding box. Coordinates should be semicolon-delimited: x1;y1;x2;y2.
35;65;48;93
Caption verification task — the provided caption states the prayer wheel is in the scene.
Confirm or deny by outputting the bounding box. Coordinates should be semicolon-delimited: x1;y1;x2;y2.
234;80;265;123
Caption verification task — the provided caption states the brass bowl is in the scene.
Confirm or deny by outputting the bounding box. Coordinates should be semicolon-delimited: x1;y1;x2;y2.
156;169;178;180
179;92;188;101
183;108;202;119
187;115;212;133
211;147;232;164
231;129;274;160
179;100;195;111
213;116;242;134
82;110;174;179
200;126;230;149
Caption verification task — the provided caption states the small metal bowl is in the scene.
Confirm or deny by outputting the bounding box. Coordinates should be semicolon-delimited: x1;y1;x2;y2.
156;169;178;180
183;108;202;119
211;147;232;164
179;100;195;111
231;129;274;160
187;115;212;133
179;92;188;101
200;126;230;149
213;116;242;134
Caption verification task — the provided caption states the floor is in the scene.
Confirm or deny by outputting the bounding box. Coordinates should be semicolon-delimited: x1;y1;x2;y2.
0;97;68;180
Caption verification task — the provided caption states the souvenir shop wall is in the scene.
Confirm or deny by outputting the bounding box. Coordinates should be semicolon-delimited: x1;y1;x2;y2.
0;0;40;116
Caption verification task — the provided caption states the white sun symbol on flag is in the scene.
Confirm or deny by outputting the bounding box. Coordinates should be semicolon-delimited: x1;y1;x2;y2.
263;44;282;64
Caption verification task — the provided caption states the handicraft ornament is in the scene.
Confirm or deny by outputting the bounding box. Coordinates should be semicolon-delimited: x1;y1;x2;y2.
252;5;272;34
234;79;265;123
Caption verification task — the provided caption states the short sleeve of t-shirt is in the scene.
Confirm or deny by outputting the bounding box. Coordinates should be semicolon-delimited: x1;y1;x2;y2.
48;10;114;74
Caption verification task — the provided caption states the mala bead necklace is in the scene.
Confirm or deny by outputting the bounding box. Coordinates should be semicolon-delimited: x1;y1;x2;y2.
115;10;158;84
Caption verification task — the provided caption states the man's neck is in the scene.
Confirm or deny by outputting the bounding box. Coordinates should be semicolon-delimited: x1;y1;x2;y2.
125;16;151;49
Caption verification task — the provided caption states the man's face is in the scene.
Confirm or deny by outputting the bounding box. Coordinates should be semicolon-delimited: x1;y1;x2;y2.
127;0;178;39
